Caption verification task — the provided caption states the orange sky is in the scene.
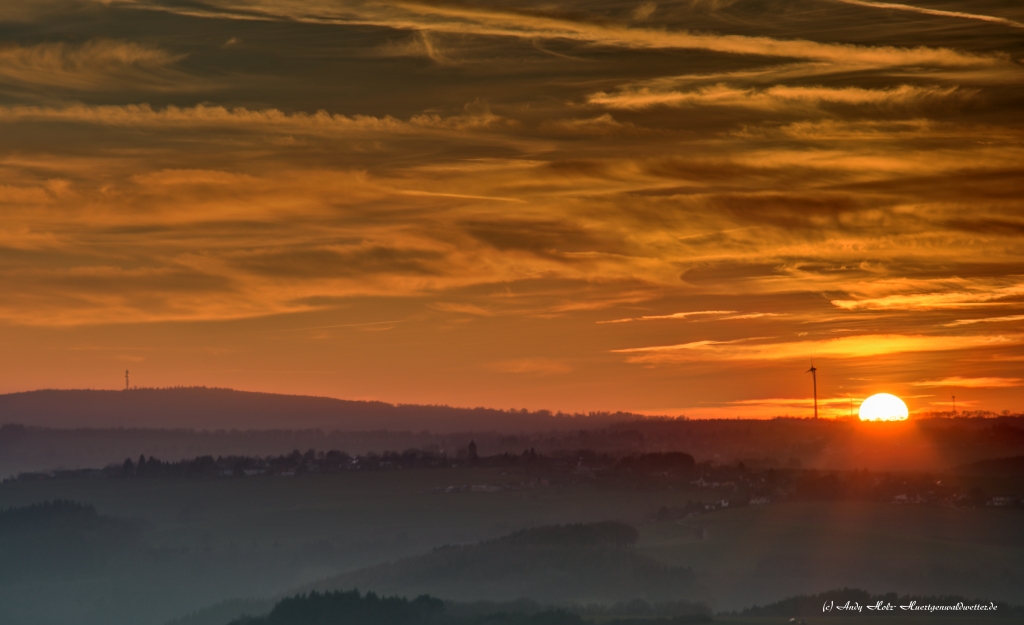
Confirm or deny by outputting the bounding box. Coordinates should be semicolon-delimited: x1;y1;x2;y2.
0;0;1022;420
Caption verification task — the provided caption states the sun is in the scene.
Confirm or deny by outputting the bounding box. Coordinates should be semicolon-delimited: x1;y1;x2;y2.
859;393;909;421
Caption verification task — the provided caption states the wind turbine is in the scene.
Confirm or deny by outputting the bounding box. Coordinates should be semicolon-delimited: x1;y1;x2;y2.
807;363;818;419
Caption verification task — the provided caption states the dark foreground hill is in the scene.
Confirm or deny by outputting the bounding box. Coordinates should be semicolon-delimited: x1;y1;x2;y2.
225;589;710;625
0;388;626;432
303;522;700;604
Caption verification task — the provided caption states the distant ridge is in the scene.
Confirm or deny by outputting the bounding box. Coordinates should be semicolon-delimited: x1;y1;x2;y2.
0;387;634;433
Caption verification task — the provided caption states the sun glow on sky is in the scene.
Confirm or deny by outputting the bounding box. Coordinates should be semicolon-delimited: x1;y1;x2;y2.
0;0;1022;420
859;394;910;422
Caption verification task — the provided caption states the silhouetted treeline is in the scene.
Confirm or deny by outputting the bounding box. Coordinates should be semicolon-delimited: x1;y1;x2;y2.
9;449;697;481
0;499;98;531
5;411;1024;479
10;445;1022;510
737;588;1024;618
228;590;587;625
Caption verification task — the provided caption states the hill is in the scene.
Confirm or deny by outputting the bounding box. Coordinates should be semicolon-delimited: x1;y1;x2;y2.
0;388;627;432
302;522;700;604
0;500;141;584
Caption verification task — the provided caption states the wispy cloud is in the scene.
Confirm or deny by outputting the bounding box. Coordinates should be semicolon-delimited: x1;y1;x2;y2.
588;83;964;111
944;314;1024;327
108;0;1003;68
833;0;1024;29
430;302;495;316
598;310;735;324
613;337;769;353
613;333;1023;364
832;284;1024;311
0;40;190;91
911;376;1022;389
0;103;509;134
488;357;572;375
720;312;786;320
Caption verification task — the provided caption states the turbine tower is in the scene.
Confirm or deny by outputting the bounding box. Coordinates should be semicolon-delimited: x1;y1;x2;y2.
807;363;818;419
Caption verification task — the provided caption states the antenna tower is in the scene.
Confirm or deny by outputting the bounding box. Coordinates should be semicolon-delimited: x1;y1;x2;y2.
807;363;818;419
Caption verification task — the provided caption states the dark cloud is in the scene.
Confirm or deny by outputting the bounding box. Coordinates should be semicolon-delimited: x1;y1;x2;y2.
709;193;870;231
461;219;625;259
681;262;785;284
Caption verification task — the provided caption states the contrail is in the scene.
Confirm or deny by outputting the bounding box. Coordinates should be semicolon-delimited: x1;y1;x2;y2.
834;0;1024;29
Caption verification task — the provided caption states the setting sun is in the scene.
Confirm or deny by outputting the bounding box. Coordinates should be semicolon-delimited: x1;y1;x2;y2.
859;393;909;422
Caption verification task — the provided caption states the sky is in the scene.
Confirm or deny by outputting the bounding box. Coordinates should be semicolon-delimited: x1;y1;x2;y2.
0;0;1022;420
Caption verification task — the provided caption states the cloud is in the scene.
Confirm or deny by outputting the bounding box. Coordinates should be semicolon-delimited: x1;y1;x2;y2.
613;333;1023;364
588;83;964;111
719;312;786;320
632;2;657;21
0;102;509;135
832;283;1024;310
598;310;736;323
832;0;1024;30
115;0;1003;68
229;246;445;278
430;302;495;316
911;377;1022;388
0;40;190;91
944;314;1024;327
541;114;633;135
613;336;767;353
488;357;572;375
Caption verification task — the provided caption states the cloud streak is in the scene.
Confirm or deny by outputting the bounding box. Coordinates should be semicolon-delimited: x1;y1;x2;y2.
911;376;1022;388
106;0;1003;68
588;83;964;111
833;0;1024;29
613;333;1023;363
598;310;736;324
0;103;508;135
832;283;1024;311
944;314;1024;327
